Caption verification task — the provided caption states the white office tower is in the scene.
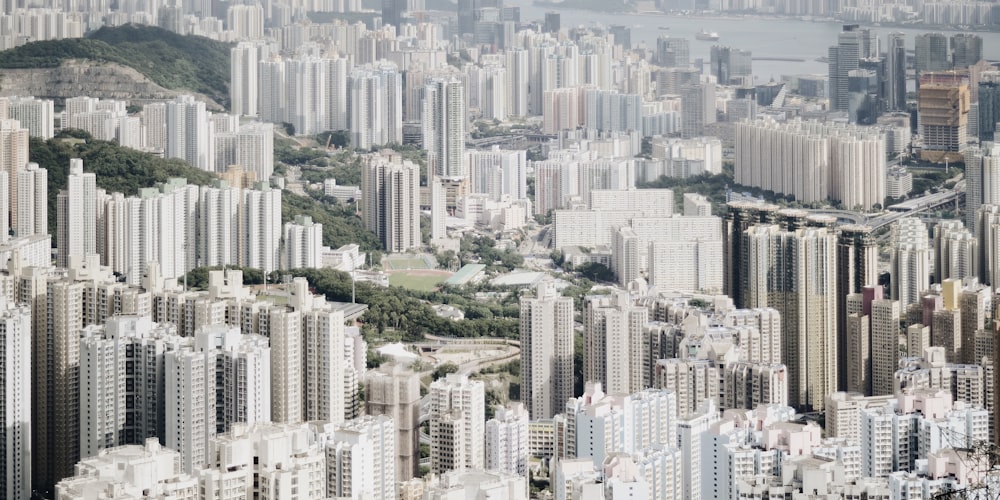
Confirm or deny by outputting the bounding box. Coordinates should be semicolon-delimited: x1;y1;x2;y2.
742;225;838;411
198;181;240;267
361;151;420;253
429;374;485;474
505;48;529;117
0;119;27;231
348;62;402;149
564;384;679;468
55;439;197;500
520;281;574;420
466;146;528;201
7;96;53;139
242;182;282;272
735;117;886;210
0;294;30;500
166;95;214;171
230;41;269;117
423;78;466;180
103;178;200;285
892;217;932;310
965;142;1000;231
56;158;97;267
326;415;396;500
583;291;648;395
215;121;275;180
485;403;529;477
200;422;326;500
289;277;346;424
142;102;167;152
365;366;420;481
283;215;323;270
165;325;272;474
226;4;263;39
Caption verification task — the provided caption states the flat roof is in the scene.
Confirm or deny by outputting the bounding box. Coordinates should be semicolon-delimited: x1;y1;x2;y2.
444;264;487;286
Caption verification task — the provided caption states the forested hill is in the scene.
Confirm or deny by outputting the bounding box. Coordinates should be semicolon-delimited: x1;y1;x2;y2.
0;24;231;108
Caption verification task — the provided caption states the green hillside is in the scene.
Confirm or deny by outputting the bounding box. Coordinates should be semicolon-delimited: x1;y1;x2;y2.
0;24;232;108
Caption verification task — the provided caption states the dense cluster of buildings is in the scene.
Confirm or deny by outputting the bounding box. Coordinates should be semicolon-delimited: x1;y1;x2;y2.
1;0;1000;496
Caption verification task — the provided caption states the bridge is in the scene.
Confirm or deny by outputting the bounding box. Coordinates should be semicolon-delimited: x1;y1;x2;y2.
805;185;964;231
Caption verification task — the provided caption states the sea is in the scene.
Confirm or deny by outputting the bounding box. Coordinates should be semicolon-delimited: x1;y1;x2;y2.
506;0;1000;83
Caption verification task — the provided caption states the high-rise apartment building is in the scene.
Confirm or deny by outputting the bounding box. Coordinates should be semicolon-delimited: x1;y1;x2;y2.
836;225;878;391
348;62;403;150
0;119;28;232
241;182;282;272
166;95;213;172
56;158;97;268
283;215;323;270
891;217;931;310
735;117;886;210
7;96;53;139
230;41;269;117
583;291;648;396
966;142;1000;231
429;373;484;474
15;162;46;238
0;294;31;500
466;146;527;201
424;78;466;180
485;403;529;477
326;415;397;500
742;225;838;411
365;365;421;481
361;151;420;253
520;281;574;420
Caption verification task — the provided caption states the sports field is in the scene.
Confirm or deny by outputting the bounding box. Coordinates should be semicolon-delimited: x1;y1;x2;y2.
387;269;452;291
384;254;433;270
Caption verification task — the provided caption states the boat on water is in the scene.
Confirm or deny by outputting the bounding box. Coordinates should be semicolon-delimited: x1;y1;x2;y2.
695;29;720;41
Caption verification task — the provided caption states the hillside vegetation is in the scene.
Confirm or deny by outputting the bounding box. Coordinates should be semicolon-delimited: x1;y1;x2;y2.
0;24;231;107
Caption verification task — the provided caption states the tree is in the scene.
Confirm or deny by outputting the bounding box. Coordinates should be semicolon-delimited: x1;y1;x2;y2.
432;362;459;381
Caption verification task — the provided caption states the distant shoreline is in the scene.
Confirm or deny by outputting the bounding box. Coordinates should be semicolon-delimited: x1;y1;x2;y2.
529;2;1000;33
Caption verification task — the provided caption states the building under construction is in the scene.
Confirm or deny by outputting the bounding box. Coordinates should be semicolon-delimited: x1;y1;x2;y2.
919;71;970;163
